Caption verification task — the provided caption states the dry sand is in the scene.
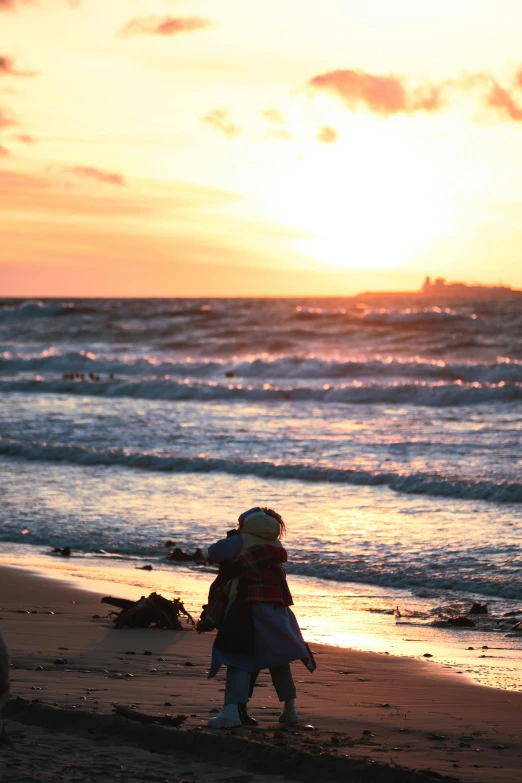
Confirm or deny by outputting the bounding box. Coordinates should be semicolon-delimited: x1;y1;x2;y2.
1;565;521;783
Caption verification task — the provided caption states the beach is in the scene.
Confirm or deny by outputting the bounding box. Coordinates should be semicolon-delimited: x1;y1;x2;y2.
2;564;521;783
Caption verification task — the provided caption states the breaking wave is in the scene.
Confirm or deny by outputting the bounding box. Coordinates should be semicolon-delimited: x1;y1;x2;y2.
0;301;73;320
1;437;521;502
2;351;522;384
1;377;521;407
285;560;522;599
360;307;477;325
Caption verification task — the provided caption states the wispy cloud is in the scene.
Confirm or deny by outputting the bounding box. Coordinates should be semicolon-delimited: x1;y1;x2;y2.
0;169;49;191
487;81;522;121
0;0;29;9
0;169;237;217
317;125;338;144
268;128;292;141
201;108;241;138
15;133;36;143
264;108;285;124
118;15;213;39
0;56;37;77
0;107;16;129
0;0;78;9
306;69;443;116
264;108;292;140
62;165;126;186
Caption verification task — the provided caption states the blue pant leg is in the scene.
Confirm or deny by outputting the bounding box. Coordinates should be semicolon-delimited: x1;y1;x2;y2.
224;666;251;705
269;663;296;702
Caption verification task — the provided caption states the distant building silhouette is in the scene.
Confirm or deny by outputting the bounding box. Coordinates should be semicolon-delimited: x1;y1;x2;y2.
357;276;521;299
421;276;514;298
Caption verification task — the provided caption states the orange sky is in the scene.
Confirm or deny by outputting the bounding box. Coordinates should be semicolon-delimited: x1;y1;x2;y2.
2;0;522;296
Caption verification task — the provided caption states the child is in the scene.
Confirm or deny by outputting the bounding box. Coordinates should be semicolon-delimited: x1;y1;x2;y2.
205;507;315;729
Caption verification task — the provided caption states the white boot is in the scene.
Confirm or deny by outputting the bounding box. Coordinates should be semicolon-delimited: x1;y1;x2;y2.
208;703;242;729
279;698;299;724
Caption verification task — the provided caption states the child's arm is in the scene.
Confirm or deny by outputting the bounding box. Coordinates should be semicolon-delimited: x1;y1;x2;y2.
208;535;242;563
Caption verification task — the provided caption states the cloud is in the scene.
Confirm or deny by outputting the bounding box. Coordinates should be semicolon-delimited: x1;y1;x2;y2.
264;108;292;139
62;165;126;186
0;169;237;219
118;15;213;39
306;69;444;116
268;128;292;141
0;170;49;192
0;0;79;8
487;81;522;121
0;56;37;77
0;144;9;156
15;133;36;143
0;0;28;9
0;107;16;129
317;125;338;144
264;108;285;124
201;108;241;138
305;64;522;123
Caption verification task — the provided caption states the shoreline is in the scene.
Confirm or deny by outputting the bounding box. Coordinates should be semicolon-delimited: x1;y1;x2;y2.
2;543;522;694
2;563;522;782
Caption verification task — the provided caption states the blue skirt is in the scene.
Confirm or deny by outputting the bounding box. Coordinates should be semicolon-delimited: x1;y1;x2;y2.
209;602;315;677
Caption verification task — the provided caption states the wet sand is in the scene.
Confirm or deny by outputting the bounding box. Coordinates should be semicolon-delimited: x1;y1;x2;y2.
1;565;521;783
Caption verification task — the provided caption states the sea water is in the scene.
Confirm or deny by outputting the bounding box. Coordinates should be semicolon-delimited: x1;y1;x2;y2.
1;296;521;689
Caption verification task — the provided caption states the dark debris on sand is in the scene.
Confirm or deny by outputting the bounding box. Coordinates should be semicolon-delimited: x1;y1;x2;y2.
3;699;461;783
101;593;195;630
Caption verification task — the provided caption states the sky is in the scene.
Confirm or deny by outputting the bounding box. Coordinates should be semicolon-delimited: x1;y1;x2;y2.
2;0;522;296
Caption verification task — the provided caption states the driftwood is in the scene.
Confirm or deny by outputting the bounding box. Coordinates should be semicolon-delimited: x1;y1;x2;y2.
445;616;475;627
113;703;187;726
102;596;136;612
102;592;194;630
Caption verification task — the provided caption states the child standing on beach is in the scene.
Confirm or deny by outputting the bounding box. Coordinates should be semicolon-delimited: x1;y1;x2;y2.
206;506;315;729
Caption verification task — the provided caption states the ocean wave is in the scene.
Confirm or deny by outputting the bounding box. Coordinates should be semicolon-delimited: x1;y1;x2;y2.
285;562;522;600
2;351;522;384
290;305;477;325
0;301;73;320
360;307;477;325
1;527;520;599
1;530;520;599
293;305;352;319
0;351;222;378
1;437;521;502
1;377;521;407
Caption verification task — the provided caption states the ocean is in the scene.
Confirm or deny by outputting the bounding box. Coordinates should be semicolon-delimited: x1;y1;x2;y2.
1;296;521;689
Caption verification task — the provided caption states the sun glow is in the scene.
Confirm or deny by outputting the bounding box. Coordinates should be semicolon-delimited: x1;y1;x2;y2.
258;119;453;270
3;0;522;294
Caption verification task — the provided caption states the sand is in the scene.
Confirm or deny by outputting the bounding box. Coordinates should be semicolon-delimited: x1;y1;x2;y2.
1;565;521;783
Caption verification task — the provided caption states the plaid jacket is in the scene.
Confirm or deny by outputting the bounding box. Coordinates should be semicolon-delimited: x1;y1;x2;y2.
237;544;293;606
